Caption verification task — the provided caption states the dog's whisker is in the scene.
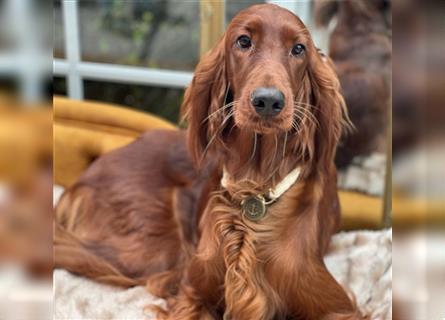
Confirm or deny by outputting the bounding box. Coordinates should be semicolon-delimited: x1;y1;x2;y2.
291;112;305;154
291;120;299;133
202;109;234;156
282;131;288;159
294;109;315;126
201;102;235;124
267;134;278;176
265;135;282;183
294;101;330;117
292;112;304;125
248;132;258;163
292;112;304;133
294;106;319;129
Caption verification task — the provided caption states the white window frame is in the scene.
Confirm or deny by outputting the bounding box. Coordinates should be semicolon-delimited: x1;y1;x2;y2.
53;0;194;100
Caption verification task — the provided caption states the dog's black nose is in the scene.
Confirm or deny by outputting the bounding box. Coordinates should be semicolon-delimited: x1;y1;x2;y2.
251;87;285;117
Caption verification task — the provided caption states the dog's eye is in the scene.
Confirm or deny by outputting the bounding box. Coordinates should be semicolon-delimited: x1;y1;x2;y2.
236;35;252;49
291;44;305;56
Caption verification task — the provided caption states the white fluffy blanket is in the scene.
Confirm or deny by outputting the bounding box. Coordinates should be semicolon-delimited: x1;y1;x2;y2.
54;229;392;320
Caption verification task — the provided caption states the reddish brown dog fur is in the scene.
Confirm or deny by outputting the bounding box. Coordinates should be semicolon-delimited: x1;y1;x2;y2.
55;4;364;319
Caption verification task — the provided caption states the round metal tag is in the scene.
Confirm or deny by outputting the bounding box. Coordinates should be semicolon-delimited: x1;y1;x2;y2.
241;196;266;221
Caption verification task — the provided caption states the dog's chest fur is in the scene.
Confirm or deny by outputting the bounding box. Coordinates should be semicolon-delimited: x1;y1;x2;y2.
211;181;312;319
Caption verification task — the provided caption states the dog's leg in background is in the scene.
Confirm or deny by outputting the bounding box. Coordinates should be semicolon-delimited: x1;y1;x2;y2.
54;224;141;287
54;186;143;287
54;177;188;288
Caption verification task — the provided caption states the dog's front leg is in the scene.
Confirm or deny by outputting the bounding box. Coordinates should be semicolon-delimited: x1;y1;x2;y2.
293;260;364;320
164;285;215;320
166;239;225;319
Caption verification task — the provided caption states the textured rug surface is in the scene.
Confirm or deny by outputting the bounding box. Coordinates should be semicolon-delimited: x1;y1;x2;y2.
54;229;391;320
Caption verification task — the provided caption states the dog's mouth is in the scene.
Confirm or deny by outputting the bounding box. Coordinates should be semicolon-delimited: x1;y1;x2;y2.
245;116;293;134
230;97;296;135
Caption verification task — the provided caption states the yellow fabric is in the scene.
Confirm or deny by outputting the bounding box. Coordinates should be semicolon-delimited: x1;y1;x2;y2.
392;191;445;227
339;191;383;230
0;105;52;186
54;96;176;135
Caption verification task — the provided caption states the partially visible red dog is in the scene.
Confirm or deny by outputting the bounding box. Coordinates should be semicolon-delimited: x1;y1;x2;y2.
315;0;391;168
56;4;364;319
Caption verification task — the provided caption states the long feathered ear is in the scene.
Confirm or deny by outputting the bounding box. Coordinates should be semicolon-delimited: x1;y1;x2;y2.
181;37;227;165
308;50;350;171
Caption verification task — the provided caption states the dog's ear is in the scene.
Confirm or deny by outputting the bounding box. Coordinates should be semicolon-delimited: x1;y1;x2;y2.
181;37;227;166
308;48;351;171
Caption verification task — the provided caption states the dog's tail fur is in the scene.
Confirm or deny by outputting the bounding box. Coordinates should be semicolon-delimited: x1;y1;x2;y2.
54;186;142;287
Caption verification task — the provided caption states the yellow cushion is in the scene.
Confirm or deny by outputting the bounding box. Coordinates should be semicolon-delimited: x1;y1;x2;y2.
0;104;51;186
339;191;383;230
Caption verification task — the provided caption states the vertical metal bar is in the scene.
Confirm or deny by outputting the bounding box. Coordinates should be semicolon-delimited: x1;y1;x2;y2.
200;0;225;57
382;93;392;228
7;0;43;103
62;0;83;100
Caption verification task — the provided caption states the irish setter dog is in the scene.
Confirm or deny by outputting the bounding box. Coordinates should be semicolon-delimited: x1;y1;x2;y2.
55;4;364;319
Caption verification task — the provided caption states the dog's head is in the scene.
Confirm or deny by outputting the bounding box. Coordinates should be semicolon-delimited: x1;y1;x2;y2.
182;4;348;179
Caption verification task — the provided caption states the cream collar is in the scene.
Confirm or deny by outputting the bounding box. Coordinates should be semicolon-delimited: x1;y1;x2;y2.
220;166;301;221
221;166;301;200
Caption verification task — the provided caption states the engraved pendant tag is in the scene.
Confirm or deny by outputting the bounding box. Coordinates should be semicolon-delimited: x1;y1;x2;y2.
241;195;266;221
